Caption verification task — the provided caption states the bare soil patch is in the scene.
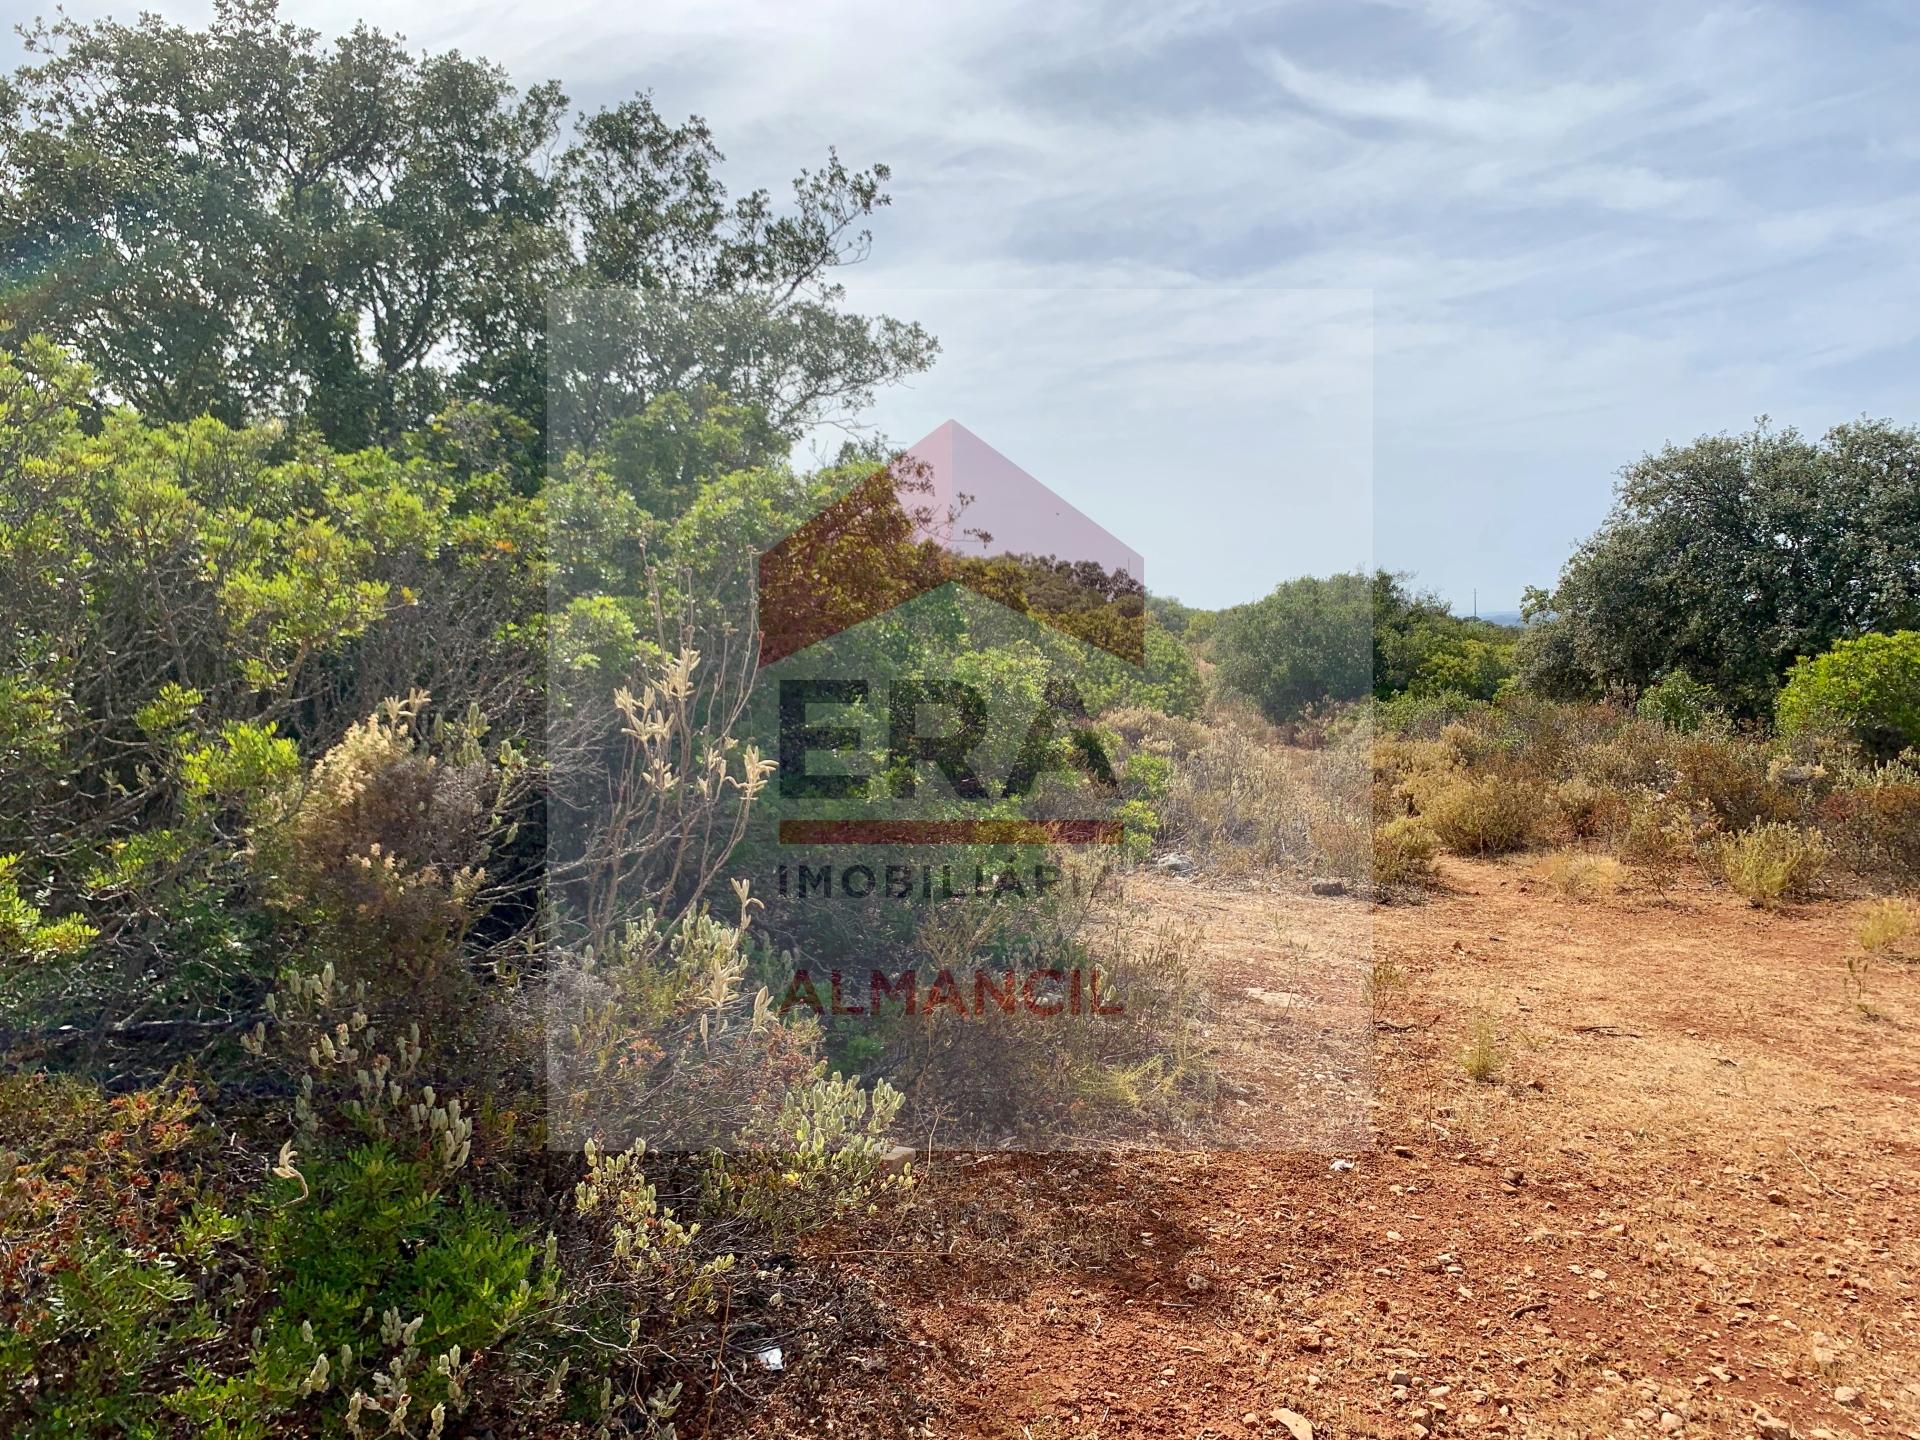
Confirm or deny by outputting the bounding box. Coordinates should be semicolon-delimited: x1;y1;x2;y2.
747;859;1920;1439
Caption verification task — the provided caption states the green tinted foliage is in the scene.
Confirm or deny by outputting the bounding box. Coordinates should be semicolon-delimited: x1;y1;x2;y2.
1636;671;1721;733
2;2;931;446
1526;421;1920;711
1777;631;1920;759
1212;572;1372;722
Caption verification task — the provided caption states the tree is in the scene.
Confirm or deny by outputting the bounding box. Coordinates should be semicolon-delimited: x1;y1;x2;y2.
1212;572;1373;722
1520;419;1920;712
0;0;934;448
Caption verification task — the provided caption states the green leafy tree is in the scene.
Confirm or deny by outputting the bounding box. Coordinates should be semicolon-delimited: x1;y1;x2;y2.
1212;572;1373;722
1;0;933;447
1520;420;1920;711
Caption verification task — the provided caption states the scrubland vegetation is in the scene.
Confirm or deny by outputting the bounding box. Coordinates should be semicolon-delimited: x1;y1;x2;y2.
2;5;1918;1438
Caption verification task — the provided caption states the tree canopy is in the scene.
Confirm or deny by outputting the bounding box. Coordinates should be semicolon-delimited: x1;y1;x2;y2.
1518;419;1920;711
0;0;933;450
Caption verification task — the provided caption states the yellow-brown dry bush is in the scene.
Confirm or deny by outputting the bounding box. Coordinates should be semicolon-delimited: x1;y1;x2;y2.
1715;822;1833;907
1407;771;1544;855
1373;815;1438;886
1535;850;1625;900
1671;733;1804;832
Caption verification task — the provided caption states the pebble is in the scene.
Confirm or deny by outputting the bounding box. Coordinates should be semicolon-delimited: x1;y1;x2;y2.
1272;1409;1313;1440
1833;1386;1861;1407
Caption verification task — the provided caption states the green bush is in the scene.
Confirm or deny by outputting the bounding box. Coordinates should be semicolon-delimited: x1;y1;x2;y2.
1778;631;1920;760
1636;671;1719;732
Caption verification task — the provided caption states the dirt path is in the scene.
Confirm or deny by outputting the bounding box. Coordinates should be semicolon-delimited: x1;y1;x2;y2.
798;861;1920;1439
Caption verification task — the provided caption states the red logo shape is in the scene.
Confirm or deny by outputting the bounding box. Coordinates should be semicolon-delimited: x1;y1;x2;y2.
758;422;1144;666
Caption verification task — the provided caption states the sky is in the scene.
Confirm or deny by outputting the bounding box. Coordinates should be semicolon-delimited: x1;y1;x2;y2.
7;0;1920;613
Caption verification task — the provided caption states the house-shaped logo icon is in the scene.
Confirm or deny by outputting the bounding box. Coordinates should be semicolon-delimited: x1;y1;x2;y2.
757;422;1145;667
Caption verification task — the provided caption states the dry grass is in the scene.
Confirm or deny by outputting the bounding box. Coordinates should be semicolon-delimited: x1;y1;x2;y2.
1715;822;1833;907
1856;897;1916;958
1460;1007;1507;1082
1534;850;1626;900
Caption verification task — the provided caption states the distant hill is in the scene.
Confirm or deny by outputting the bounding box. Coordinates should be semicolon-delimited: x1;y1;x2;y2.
1474;609;1525;628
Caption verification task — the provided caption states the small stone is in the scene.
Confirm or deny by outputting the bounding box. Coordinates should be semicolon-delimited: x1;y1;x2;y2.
1766;1188;1787;1204
1153;852;1196;874
1811;1346;1837;1368
1753;1412;1791;1440
1661;1413;1682;1432
1186;1271;1210;1292
1309;877;1348;897
1502;1166;1524;1185
1272;1408;1313;1440
1392;1144;1416;1158
1833;1386;1861;1407
1390;1369;1413;1388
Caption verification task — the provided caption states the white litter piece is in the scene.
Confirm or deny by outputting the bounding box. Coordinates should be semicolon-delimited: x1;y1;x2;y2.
752;1345;785;1372
1329;1158;1355;1172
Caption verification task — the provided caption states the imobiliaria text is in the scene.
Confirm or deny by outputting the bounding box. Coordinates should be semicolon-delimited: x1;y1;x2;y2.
775;965;1125;1020
773;860;1116;903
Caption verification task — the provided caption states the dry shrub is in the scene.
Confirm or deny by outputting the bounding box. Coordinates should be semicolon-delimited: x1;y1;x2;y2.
1160;717;1306;871
1554;777;1630;840
1575;715;1679;792
1536;851;1625;900
1364;954;1408;1013
280;693;509;1007
1413;773;1544;856
1461;1009;1506;1083
1817;778;1920;884
1856;899;1917;959
1616;796;1694;896
1373;816;1438;887
1308;801;1373;882
1715;822;1833;907
881;902;1211;1143
1672;733;1802;831
1103;705;1210;760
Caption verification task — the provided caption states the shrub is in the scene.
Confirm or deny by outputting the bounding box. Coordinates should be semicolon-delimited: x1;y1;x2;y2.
1536;852;1625;900
1553;777;1629;840
1715;823;1833;907
1818;778;1920;883
708;1071;913;1235
1414;774;1543;856
1637;671;1720;733
1778;631;1920;760
1616;797;1693;896
1671;732;1801;831
1375;689;1486;738
1855;899;1916;959
1363;954;1408;1013
1373;816;1438;887
1157;717;1307;872
1461;1010;1506;1083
